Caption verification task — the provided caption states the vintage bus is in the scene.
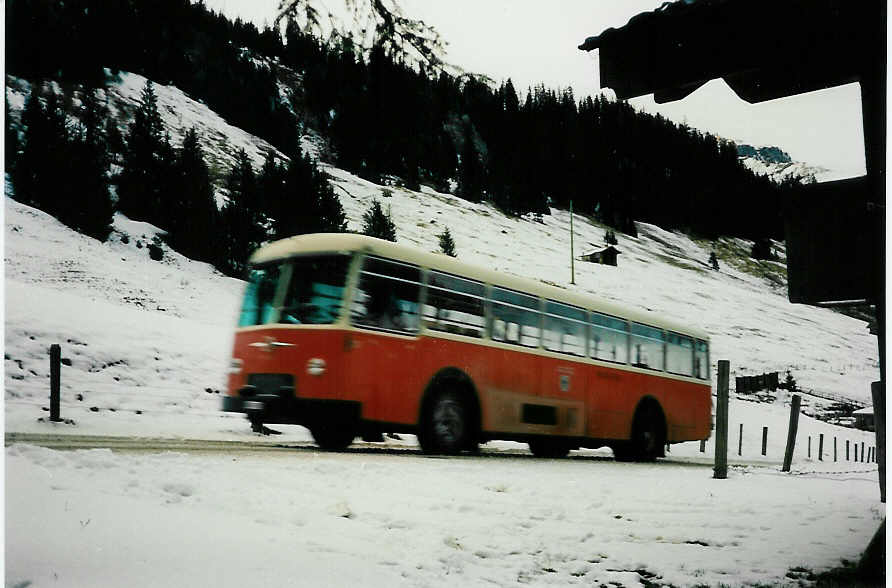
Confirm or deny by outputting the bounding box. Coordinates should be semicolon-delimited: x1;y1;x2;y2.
223;233;712;460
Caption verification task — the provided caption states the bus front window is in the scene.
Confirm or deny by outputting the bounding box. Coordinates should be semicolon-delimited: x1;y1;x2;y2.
279;255;350;325
238;265;282;327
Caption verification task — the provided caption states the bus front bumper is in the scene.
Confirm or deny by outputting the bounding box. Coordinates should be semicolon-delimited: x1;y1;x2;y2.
222;392;360;427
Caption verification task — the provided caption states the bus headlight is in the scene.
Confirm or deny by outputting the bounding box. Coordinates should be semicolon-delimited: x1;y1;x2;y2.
307;358;327;376
229;358;244;375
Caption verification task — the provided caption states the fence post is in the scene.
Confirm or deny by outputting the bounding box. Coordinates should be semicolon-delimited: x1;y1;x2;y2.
855;443;859;462
819;434;824;461
762;426;768;456
738;423;743;456
808;436;812;459
50;344;61;422
782;394;801;472
862;441;866;463
700;439;706;453
834;437;837;462
871;381;885;503
847;439;851;461
714;360;730;479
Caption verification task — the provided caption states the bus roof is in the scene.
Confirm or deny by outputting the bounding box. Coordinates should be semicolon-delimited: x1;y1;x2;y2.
249;233;709;340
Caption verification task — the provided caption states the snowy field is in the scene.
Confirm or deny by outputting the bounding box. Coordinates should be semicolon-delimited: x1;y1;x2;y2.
4;71;884;586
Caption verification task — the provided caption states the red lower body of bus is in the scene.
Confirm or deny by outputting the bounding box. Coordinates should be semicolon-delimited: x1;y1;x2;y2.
224;327;711;448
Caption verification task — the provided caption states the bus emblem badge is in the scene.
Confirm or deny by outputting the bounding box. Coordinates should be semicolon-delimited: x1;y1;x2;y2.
560;374;571;392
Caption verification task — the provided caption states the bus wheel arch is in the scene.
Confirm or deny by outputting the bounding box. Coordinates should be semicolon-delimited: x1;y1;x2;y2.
417;368;481;455
615;396;667;462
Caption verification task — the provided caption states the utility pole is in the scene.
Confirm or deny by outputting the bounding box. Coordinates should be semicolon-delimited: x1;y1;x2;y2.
570;200;576;285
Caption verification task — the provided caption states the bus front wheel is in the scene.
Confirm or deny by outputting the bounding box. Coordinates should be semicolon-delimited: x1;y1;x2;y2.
310;424;355;451
419;390;474;455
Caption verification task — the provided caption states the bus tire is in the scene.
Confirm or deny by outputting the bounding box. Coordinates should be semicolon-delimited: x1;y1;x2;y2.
528;438;571;458
615;400;665;462
310;424;355;451
419;390;473;455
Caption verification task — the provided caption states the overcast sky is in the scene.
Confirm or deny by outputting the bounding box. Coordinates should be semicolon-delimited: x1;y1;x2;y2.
205;0;866;178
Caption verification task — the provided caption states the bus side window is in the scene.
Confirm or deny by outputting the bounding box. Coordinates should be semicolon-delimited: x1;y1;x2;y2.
666;332;694;376
695;340;709;380
630;323;665;371
351;257;421;334
544;300;586;357
590;312;628;364
491;287;540;348
423;271;485;338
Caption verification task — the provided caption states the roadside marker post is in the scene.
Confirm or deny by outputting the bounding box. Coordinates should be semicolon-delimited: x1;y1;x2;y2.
50;344;61;422
713;360;730;480
781;394;801;472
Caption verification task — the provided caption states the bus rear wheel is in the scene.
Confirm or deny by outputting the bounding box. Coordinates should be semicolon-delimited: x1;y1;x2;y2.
419;390;474;455
614;403;665;462
310;424;355;451
528;438;571;458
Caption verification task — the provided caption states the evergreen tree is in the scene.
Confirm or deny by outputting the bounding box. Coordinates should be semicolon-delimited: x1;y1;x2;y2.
5;95;19;176
438;227;456;257
457;119;484;203
275;150;347;238
361;199;397;242
167;128;218;262
217;149;265;276
117;81;172;225
66;89;114;240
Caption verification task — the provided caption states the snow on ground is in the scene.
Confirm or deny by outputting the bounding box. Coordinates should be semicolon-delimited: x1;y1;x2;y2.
4;70;884;586
6;442;883;588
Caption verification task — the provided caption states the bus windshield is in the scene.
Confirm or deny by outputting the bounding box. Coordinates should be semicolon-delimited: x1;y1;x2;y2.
238;255;350;327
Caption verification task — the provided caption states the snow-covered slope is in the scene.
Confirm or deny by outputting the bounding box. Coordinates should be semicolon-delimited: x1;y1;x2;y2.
5;70;880;433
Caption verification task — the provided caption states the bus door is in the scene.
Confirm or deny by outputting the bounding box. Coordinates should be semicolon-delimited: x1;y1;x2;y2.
345;256;424;424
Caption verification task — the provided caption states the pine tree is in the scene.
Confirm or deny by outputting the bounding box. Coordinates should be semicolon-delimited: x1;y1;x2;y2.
117;80;172;225
217;149;265;276
167;127;218;262
457;118;485;203
361;199;397;242
438;227;456;257
275;150;347;239
5;95;19;176
66;89;114;240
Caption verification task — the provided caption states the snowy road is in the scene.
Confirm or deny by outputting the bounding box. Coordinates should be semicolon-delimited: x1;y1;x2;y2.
6;436;883;587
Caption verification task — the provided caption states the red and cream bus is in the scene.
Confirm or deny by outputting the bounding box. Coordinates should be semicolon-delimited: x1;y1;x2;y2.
224;233;712;460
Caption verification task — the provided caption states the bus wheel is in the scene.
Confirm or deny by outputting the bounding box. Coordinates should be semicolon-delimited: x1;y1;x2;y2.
616;403;665;462
528;438;570;458
420;391;472;455
310;424;355;451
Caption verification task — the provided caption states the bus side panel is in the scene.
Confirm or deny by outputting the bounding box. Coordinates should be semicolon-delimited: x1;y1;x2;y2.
342;330;424;425
585;366;640;440
652;379;712;442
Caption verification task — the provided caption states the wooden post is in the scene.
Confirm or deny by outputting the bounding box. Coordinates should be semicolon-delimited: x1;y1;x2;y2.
49;344;61;422
700;439;706;453
847;439;851;461
855;443;859;462
569;201;575;285
781;394;801;472
819;433;824;461
762;426;768;456
871;381;885;502
862;441;866;463
808;436;812;459
834;437;837;462
738;423;743;456
714;360;730;479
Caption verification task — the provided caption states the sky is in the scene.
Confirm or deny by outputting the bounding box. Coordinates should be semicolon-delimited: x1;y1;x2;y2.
205;0;866;178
